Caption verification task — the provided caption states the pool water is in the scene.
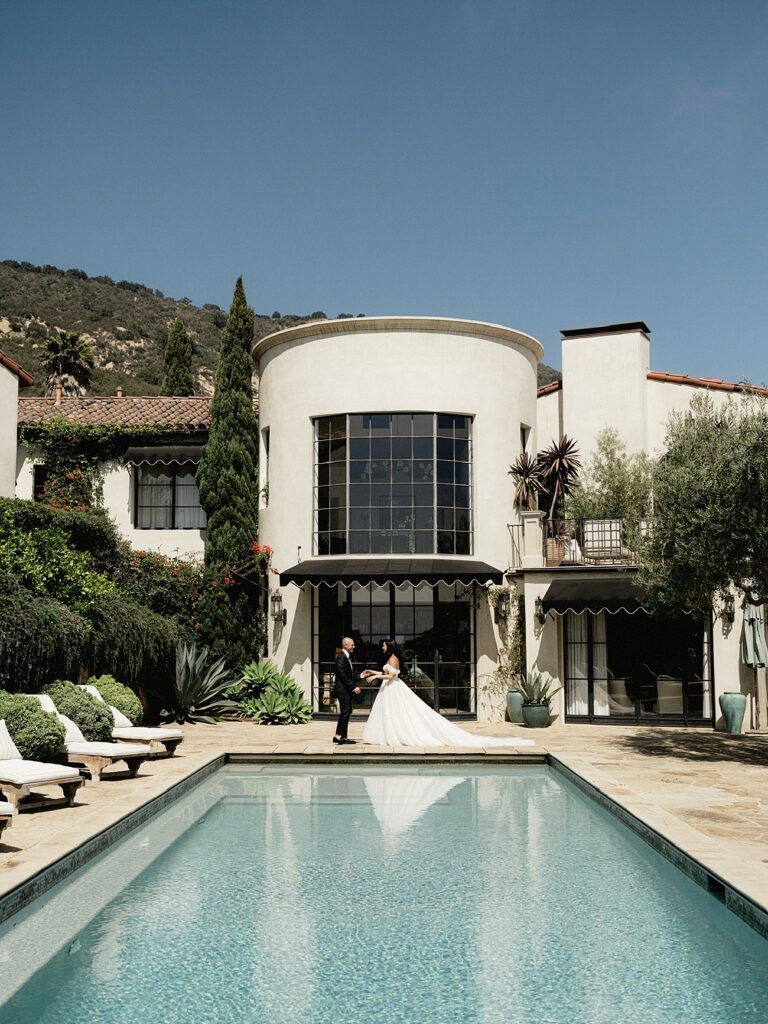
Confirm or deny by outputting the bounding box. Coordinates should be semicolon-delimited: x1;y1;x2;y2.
1;766;767;1024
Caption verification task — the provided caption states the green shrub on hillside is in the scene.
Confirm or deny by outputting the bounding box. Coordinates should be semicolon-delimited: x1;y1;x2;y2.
89;674;143;725
44;680;113;741
0;691;66;761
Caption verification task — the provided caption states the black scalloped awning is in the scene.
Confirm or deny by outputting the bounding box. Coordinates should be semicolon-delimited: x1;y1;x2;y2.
279;558;503;588
542;577;647;615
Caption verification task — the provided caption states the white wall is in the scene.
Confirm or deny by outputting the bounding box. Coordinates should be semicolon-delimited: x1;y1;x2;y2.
15;452;205;560
102;464;206;559
536;389;562;450
255;316;543;708
0;367;19;497
561;327;649;458
645;378;743;455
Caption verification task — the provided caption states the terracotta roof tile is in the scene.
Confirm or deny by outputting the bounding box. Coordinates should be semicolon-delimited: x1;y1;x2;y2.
536;381;562;397
0;350;34;386
647;371;767;395
17;395;259;430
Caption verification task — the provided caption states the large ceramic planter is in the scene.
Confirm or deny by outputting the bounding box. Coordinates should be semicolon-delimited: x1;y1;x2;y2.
521;703;550;728
506;688;524;724
719;692;747;734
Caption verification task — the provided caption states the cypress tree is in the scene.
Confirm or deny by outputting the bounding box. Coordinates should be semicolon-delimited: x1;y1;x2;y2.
195;279;263;667
160;319;194;396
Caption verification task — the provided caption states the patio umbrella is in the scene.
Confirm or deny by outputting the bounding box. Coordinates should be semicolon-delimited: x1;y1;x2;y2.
741;600;768;667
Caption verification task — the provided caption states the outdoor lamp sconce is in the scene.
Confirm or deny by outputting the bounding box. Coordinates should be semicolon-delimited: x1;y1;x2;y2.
494;590;511;625
535;596;546;625
271;592;287;627
723;594;735;623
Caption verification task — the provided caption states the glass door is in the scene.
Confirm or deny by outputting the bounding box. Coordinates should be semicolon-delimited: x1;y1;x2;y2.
312;582;476;715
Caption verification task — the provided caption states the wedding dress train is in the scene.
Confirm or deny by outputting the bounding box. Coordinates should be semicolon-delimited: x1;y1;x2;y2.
362;665;535;747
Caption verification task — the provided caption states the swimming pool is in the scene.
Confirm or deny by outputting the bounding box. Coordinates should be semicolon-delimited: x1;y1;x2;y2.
1;765;767;1023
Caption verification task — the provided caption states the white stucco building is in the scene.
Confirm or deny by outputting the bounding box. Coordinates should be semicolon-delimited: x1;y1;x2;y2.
15;395;217;560
256;317;766;729
0;350;33;497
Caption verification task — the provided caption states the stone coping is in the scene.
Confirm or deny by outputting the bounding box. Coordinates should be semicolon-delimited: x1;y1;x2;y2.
253;315;544;361
1;722;768;941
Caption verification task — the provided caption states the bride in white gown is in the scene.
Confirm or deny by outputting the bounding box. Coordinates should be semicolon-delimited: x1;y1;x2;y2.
362;640;534;748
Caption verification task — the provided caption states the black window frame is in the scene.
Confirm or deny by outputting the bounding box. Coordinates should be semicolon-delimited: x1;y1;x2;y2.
313;412;473;556
133;462;207;530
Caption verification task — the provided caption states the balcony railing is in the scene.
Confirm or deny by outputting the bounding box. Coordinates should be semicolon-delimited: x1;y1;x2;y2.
543;517;646;567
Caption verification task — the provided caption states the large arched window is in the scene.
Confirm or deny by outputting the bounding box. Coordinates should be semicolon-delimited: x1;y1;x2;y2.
314;413;472;555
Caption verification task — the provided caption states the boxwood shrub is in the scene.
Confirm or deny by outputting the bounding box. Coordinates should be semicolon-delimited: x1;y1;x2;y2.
44;679;114;741
0;690;66;761
89;674;143;725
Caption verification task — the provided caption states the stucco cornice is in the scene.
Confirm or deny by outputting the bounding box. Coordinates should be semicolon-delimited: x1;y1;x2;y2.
253;316;544;362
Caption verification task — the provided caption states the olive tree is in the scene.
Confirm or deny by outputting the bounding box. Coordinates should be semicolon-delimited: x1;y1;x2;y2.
637;393;768;613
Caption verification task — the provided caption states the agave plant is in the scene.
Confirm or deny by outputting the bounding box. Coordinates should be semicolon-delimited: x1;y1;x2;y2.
282;687;312;724
537;435;582;521
265;673;300;697
515;668;562;706
247;688;289;725
228;659;281;701
159;642;237;724
508;451;543;510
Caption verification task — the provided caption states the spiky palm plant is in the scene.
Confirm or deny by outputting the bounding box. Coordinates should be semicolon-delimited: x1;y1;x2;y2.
42;330;95;396
508;451;543;510
160;642;237;724
537;435;582;521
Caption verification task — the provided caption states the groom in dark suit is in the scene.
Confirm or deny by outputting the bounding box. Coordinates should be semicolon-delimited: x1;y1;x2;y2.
332;636;370;744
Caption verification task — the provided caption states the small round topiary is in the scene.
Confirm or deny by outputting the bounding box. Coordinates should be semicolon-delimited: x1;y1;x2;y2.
44;680;114;741
0;690;66;761
88;674;143;725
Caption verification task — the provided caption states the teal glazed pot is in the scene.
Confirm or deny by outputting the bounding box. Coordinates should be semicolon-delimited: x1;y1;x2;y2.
719;692;747;734
521;703;550;728
506;688;525;724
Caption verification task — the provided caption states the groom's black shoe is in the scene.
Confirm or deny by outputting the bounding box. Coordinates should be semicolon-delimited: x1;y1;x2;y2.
339;738;357;745
332;736;342;744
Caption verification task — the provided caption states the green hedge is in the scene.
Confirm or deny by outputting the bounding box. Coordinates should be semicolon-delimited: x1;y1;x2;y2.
0;691;66;761
0;572;89;691
0;498;122;571
44;680;114;741
86;592;178;692
89;674;143;725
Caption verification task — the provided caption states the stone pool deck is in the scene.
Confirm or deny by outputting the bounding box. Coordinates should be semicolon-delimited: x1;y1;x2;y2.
1;720;768;926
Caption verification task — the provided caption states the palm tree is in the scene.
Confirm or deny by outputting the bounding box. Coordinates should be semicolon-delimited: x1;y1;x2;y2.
508;451;543;510
537;435;581;521
42;331;95;396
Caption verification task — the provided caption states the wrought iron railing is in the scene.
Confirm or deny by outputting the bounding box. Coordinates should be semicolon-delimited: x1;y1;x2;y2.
543;517;648;567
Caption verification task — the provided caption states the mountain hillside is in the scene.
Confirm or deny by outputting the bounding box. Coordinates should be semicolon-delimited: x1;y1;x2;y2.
0;260;561;395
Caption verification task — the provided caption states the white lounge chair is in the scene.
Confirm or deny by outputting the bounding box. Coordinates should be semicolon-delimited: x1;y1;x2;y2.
31;695;151;783
0;719;84;810
79;685;183;756
0;799;16;841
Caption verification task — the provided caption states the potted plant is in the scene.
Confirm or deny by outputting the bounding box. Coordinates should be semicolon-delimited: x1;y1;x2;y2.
517;668;562;728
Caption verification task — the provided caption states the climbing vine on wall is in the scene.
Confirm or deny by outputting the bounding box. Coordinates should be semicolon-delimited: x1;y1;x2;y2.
19;417;204;510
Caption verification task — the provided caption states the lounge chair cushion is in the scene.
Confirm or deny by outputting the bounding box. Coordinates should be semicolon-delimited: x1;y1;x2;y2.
110;705;133;729
81;684;105;702
35;694;58;715
57;713;86;744
0;800;16;816
0;721;21;761
0;759;81;785
112;726;183;741
65;742;151;757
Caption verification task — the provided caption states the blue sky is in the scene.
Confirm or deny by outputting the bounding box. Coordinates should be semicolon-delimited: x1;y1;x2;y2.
2;1;767;378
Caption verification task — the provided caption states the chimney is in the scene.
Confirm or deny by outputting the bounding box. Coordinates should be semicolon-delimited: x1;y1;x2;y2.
116;385;124;397
54;382;63;406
